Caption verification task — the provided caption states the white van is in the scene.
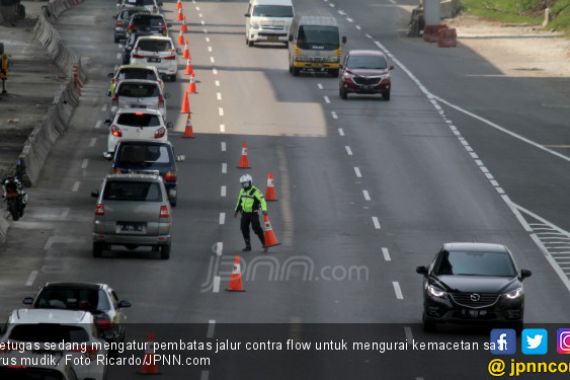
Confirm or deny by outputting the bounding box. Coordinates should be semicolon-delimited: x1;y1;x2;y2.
245;0;294;47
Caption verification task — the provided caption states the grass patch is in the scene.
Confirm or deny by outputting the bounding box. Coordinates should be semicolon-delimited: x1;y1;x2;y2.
460;0;544;24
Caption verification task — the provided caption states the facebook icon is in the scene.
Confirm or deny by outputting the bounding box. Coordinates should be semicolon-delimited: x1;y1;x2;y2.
490;329;517;355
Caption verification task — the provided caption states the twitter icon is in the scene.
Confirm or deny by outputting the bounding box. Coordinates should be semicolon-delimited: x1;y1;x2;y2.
522;329;548;355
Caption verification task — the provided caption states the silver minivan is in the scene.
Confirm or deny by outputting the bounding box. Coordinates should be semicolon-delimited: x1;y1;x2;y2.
92;173;172;259
112;79;166;120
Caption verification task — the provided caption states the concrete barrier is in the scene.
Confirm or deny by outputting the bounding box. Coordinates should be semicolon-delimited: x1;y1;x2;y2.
0;212;8;244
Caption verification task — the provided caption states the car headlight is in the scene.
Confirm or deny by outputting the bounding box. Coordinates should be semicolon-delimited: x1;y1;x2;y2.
427;284;446;298
342;72;355;79
251;23;260;30
504;287;523;299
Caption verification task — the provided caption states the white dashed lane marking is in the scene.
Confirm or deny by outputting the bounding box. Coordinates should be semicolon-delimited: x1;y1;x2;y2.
338;128;344;136
393;281;403;299
354;166;362;178
95;120;103;129
331;111;338;119
221;186;227;197
72;181;80;193
317;83;323;90
216;92;222;101
218;107;224;117
81;159;89;170
345;146;353;156
219;124;226;133
221;142;226;152
372;216;381;230
323;96;331;104
382;248;391;262
362;190;371;201
206;319;216;338
212;276;221;293
215;80;220;87
25;270;38;287
219;212;226;225
221;163;227;174
88;137;96;147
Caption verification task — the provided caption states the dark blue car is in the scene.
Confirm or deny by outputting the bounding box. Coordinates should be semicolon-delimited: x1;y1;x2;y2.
112;140;182;206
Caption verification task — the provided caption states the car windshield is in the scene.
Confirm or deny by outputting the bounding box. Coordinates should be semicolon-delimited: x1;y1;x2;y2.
252;5;293;18
103;181;162;202
126;0;154;6
117;113;161;127
118;68;158;81
347;54;388;70
132;15;165;28
116;144;172;167
9;324;89;343
117;83;159;97
137;39;171;52
297;25;339;50
0;368;66;380
121;9;147;20
434;250;516;277
35;288;111;312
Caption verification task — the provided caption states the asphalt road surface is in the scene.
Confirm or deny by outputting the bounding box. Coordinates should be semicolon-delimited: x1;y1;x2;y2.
1;0;570;379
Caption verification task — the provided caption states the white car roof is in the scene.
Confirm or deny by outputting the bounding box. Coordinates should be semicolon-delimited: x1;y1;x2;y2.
137;35;172;42
115;107;162;116
251;0;293;6
8;309;93;325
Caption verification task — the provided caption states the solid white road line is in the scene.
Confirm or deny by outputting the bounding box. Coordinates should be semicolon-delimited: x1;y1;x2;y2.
221;142;226;152
338;128;345;136
354;166;362;178
25;270;38;286
323;96;331;104
382;247;391;261
221;185;227;197
88;137;96;147
362;190;371;201
72;181;80;193
219;124;226;133
393;281;404;299
222;163;227;174
345;146;353;156
207;319;216;338
372;216;381;230
219;212;226;225
215;242;223;257
212;276;220;293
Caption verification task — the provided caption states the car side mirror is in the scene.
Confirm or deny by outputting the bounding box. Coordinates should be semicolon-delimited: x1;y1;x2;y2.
416;266;428;276
104;119;112;125
520;269;532;279
107;72;114;78
22;297;34;305
176;155;186;162
389;65;395;70
244;13;250;17
288;34;293;42
91;190;100;198
118;300;132;308
341;36;347;44
166;121;173;129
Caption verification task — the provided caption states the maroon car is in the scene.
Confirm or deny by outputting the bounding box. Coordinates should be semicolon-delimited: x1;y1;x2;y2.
339;50;394;100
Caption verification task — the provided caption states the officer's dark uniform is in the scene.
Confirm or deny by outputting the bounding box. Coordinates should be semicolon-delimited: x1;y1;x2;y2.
234;185;267;251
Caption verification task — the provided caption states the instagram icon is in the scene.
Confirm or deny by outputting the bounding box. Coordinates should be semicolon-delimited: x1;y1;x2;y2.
557;329;570;354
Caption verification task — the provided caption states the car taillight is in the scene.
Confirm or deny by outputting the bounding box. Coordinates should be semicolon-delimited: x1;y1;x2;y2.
7;365;27;369
116;20;125;27
132;54;145;59
164;171;176;183
158;95;165;107
160;205;170;219
95;203;105;216
111;125;122;137
163;55;176;60
95;315;113;331
154;127;166;139
127;23;134;32
162;25;167;34
112;167;121;174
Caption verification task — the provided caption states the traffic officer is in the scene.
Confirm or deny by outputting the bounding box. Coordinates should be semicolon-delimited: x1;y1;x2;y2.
234;174;267;252
0;43;9;95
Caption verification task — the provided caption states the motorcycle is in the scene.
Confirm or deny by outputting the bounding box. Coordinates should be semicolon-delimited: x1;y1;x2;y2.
2;160;27;221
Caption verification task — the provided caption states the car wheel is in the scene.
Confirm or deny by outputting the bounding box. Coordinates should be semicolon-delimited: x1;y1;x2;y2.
329;69;339;78
339;89;348;100
170;198;177;208
114;36;120;43
291;67;300;77
383;91;391;101
170;74;177;82
160;244;171;260
248;39;254;47
93;242;105;258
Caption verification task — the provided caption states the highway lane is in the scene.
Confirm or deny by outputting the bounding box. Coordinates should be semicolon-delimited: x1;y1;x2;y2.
0;0;569;378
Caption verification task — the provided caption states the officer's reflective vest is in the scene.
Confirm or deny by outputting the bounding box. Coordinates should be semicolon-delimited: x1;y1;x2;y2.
235;186;267;213
0;54;8;80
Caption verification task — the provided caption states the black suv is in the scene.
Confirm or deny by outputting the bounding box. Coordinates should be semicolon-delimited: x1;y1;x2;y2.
127;13;168;37
416;242;531;332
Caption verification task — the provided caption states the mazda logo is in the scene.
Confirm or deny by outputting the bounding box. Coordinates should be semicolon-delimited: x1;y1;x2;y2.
470;293;481;302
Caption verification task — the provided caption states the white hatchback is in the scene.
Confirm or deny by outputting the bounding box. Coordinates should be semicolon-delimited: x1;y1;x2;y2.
0;309;108;380
111;79;166;121
118;0;161;14
106;108;168;157
129;36;178;82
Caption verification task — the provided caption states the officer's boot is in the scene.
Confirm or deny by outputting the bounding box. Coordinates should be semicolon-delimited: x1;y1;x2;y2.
242;238;252;252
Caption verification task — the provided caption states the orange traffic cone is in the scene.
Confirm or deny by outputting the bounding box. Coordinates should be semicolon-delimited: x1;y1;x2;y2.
181;16;188;33
177;8;184;21
138;332;160;375
263;214;280;248
225;256;245;292
180;91;190;113
237;142;251;169
187;77;197;94
182;42;190;59
176;0;182;10
184;59;194;76
265;172;277;201
177;30;185;45
183;113;194;138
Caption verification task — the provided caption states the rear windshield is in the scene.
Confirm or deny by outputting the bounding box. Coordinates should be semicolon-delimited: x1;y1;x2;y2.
136;39;171;52
132;15;165;27
103;181;162;202
35;288;111;312
0;368;65;380
117;113;161;127
117;144;172;166
434;250;516;277
120;9;147;20
252;5;293;18
126;0;154;6
117;83;159;97
9;325;89;343
118;68;158;81
298;25;339;50
347;54;388;70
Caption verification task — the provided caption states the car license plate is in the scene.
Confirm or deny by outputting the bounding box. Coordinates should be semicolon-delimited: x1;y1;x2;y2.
119;223;145;233
148;57;161;63
268;36;279;42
